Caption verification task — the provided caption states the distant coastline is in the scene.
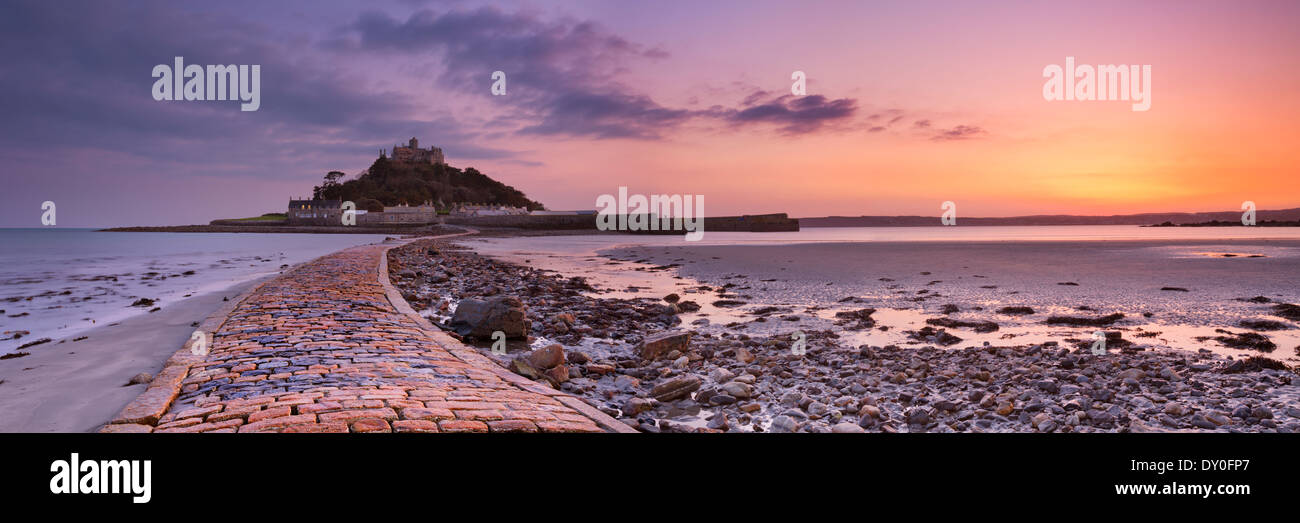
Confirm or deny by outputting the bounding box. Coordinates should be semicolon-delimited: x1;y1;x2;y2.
98;224;450;235
800;207;1300;227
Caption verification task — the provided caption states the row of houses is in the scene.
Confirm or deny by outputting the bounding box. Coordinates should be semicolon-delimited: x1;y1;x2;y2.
285;199;534;226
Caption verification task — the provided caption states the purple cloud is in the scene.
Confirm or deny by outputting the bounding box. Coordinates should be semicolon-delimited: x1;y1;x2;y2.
332;8;862;139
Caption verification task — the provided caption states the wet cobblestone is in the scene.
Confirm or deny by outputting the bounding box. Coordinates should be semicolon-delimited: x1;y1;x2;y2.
119;244;610;433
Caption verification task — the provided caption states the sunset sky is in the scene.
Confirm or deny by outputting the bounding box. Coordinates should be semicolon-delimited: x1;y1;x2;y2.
2;0;1298;226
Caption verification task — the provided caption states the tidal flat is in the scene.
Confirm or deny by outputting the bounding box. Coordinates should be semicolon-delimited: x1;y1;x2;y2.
388;233;1300;433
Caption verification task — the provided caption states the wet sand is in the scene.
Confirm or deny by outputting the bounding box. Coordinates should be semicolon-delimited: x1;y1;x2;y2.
427;234;1300;432
606;239;1300;360
0;278;264;432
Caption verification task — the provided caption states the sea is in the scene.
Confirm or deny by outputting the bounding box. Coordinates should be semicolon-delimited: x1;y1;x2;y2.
0;228;390;354
5;225;1300;357
460;225;1300;361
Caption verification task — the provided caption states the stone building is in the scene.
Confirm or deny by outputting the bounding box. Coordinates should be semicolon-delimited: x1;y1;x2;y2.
378;204;438;223
286;199;343;225
388;137;445;165
449;203;529;216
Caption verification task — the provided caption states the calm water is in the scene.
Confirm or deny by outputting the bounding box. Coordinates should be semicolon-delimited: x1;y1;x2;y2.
464;225;1300;361
0;228;391;354
464;225;1300;257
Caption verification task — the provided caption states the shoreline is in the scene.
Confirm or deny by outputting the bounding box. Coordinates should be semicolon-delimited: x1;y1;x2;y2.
386;235;1300;433
0;277;266;432
100;234;629;434
98;224;453;235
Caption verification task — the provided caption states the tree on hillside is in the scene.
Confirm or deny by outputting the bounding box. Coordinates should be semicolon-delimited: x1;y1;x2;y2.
306;157;545;210
311;170;347;200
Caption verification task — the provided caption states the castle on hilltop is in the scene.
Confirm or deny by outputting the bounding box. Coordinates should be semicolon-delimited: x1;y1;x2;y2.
382;137;445;165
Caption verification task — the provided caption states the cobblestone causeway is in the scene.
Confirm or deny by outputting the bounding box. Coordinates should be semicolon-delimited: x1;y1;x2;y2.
104;243;625;433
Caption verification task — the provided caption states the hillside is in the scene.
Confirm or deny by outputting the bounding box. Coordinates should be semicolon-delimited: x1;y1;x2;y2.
310;156;544;212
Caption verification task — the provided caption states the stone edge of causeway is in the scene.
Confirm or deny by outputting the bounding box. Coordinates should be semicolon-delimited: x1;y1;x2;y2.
101;227;636;434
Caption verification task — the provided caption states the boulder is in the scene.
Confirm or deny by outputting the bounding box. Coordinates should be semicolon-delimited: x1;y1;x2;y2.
636;331;691;360
650;375;701;402
450;296;528;339
525;344;565;369
623;397;654;416
542;365;570;387
508;344;565;381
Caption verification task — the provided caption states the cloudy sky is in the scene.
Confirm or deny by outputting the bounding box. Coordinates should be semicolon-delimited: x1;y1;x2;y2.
2;0;1298;226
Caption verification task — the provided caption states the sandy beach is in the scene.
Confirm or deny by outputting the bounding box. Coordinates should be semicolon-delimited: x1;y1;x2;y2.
0;278;263;432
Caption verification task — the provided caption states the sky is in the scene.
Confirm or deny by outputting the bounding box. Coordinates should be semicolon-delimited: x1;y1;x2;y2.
1;0;1297;227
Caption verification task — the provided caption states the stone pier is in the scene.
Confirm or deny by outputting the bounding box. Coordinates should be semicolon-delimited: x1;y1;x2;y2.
103;239;632;433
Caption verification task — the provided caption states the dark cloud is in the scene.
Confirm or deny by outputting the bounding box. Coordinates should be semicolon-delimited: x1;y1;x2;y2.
723;94;858;134
333;8;861;139
0;0;526;176
930;124;986;141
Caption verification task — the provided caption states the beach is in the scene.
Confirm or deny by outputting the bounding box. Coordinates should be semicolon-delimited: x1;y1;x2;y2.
5;226;1299;434
0;279;264;432
0;229;392;432
0;229;393;356
385;227;1300;432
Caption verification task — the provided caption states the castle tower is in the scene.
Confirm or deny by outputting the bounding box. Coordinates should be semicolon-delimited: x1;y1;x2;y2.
409;137;418;149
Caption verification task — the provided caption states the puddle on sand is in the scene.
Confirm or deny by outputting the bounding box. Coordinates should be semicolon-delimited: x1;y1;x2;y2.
1150;244;1297;259
810;306;1300;362
1193;252;1267;258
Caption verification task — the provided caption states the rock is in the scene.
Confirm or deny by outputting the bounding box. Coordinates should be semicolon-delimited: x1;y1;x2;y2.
858;404;881;419
1130;419;1173;433
528;344;565;369
707;413;730;431
905;408;930;425
623;398;654;416
832;422;865;433
710;368;736;383
567;350;591;365
770;415;800;433
1118;368;1145;381
636;331;691;361
1163;403;1188;416
1087;409;1115;426
126;372;152;385
585;363;615;375
614;375;641;391
542;365;570;386
663;293;681;304
735;348;755;364
720;381;754;399
650;375;701;402
508;344;565;380
1190;415;1217;429
449;296;528;339
932;399;959;412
